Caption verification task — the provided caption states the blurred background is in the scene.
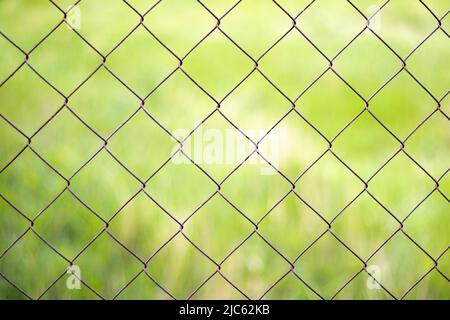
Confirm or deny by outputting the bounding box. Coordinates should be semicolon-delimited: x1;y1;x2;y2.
0;0;449;299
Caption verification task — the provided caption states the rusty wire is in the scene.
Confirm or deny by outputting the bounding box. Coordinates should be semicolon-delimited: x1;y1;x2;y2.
0;0;449;300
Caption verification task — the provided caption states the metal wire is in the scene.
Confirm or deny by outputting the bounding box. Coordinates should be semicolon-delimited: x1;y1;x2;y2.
0;0;449;300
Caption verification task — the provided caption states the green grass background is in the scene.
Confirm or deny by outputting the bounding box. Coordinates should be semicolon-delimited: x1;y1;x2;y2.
0;0;449;299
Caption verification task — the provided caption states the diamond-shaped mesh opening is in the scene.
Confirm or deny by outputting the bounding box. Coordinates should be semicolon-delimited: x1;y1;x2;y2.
0;231;68;298
32;108;102;176
258;193;328;260
368;152;435;220
106;26;178;96
367;232;435;298
220;154;292;222
0;148;66;217
334;30;401;98
298;71;365;139
221;72;291;141
0;0;448;300
406;112;450;178
296;152;364;221
377;0;438;57
69;150;141;219
298;0;365;56
403;192;449;258
181;111;255;180
333;111;399;179
0;66;63;135
294;232;363;299
74;232;143;299
146;235;217;299
183;195;253;261
0;1;61;51
108;192;179;259
183;30;254;99
29;25;102;94
369;71;437;139
107;110;177;180
145;71;216;137
332;192;399;260
145;156;217;221
68;67;140;137
74;0;139;53
144;0;215;56
221;235;290;299
259;29;328;99
221;0;291;57
258;111;328;180
33;190;103;258
407;29;449;98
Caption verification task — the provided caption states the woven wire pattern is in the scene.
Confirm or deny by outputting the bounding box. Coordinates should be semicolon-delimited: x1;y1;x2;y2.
0;0;449;300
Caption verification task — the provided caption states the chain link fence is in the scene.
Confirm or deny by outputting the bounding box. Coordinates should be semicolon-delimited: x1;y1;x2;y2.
0;0;449;300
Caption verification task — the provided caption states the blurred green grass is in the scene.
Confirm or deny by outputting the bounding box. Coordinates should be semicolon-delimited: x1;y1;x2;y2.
0;0;449;299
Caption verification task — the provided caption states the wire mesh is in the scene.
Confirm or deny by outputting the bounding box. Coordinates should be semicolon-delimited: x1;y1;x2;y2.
0;0;449;300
